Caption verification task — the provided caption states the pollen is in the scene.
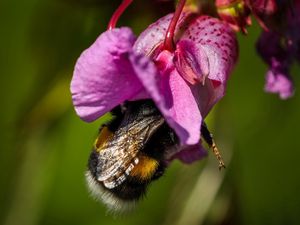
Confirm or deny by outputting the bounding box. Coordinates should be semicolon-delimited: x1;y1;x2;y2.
130;155;158;180
94;126;114;152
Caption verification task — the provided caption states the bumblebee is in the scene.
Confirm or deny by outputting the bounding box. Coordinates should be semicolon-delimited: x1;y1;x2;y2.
86;100;179;212
86;100;225;212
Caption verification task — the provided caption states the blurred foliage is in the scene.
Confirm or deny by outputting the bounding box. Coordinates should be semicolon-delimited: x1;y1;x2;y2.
1;0;300;225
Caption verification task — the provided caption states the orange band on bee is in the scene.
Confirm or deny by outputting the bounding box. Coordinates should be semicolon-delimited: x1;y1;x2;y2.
130;155;158;180
94;126;114;152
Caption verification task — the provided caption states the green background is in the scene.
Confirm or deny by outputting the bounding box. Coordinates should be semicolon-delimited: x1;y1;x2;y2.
1;0;300;225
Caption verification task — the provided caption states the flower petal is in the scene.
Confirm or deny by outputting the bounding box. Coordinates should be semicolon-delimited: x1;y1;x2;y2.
170;142;207;164
130;50;202;145
133;14;173;56
70;28;143;122
177;16;238;84
256;30;286;64
256;30;295;99
163;69;202;145
192;79;225;117
133;12;190;56
174;16;237;116
264;68;294;99
174;40;209;85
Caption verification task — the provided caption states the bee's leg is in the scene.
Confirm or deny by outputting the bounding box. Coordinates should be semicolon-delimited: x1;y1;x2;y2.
201;122;226;170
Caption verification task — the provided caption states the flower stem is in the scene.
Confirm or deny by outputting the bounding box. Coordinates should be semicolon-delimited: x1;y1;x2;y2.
107;0;133;30
164;0;186;51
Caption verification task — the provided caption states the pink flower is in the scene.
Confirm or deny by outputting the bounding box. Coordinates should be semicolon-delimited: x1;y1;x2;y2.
264;66;294;99
70;13;238;162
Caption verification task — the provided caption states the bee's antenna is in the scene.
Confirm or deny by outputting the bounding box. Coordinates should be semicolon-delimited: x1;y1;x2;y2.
201;122;226;170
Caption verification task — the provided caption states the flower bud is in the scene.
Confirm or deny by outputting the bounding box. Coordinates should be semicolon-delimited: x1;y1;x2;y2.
245;0;277;30
216;0;251;34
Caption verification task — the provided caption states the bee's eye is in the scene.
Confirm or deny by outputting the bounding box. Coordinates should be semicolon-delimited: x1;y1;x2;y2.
141;107;157;116
125;100;160;118
140;101;160;117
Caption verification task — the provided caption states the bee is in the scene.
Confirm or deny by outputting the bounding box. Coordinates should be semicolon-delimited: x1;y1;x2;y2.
85;100;179;212
85;100;225;212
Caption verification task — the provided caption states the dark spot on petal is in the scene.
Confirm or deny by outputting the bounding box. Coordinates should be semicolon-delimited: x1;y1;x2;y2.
222;57;228;61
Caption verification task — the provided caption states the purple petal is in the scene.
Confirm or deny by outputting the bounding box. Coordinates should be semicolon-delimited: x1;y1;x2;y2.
163;68;202;145
174;16;237;116
130;50;202;145
256;31;295;99
192;79;225;117
174;40;209;85
133;12;191;56
133;14;172;56
177;15;238;84
70;28;143;122
256;30;287;64
264;69;294;99
170;142;207;164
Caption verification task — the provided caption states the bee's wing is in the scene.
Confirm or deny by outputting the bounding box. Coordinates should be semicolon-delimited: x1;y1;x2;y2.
96;132;140;182
96;116;164;188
